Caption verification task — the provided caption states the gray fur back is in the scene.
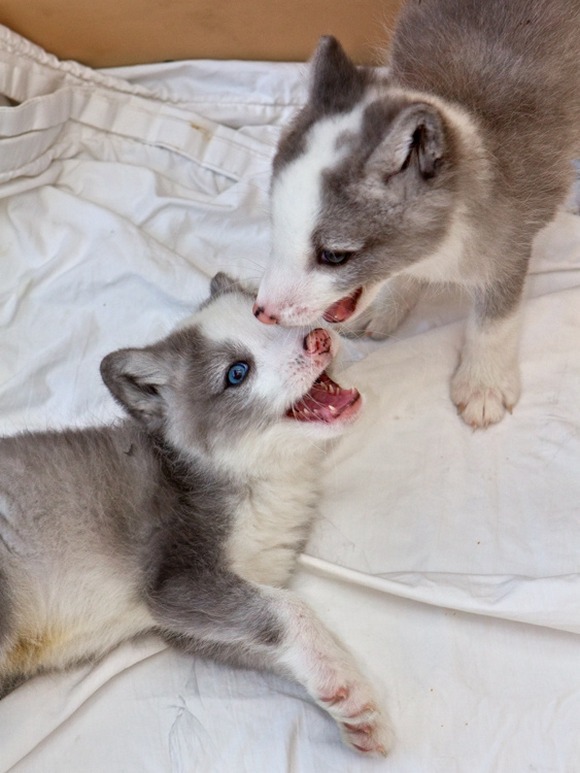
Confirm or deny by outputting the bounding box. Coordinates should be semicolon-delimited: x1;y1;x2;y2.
391;0;580;212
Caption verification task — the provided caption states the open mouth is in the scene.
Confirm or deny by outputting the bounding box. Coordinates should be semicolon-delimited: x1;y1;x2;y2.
323;287;363;324
287;371;361;423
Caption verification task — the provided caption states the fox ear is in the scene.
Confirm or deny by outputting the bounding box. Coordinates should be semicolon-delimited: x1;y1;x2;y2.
309;36;368;113
210;272;242;298
100;347;173;429
209;272;256;299
365;102;447;181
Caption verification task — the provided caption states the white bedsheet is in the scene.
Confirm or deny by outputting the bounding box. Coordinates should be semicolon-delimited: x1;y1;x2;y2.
0;25;579;772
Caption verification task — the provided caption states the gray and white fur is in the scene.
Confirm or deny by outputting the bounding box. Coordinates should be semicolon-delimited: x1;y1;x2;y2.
255;0;580;427
0;274;391;756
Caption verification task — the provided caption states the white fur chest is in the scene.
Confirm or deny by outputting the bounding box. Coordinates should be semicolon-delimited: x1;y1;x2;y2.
223;438;321;587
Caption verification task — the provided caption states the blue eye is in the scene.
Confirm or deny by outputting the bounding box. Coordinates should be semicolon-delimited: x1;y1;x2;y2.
226;361;250;387
318;249;354;266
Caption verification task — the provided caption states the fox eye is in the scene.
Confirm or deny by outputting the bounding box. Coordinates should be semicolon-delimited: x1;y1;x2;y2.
318;249;354;266
226;361;250;387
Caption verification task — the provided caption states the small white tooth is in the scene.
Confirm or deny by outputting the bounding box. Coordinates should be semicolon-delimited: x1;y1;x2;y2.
328;405;336;413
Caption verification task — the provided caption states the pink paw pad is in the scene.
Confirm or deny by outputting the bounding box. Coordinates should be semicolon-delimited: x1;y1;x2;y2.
346;725;389;756
344;701;375;719
320;686;350;705
344;722;374;734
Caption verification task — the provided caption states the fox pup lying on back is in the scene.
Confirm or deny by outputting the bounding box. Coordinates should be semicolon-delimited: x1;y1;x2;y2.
0;274;391;756
255;0;580;427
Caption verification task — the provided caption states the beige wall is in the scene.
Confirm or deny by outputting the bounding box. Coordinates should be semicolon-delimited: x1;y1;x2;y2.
0;0;402;68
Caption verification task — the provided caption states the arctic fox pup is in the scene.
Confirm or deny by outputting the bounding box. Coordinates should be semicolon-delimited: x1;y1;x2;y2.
255;0;580;428
0;273;391;756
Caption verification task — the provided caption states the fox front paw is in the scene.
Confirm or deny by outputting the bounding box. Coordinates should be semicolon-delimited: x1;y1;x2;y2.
451;365;520;429
318;679;393;756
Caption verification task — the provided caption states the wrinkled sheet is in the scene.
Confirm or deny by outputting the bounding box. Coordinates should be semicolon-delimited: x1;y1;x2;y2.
0;25;579;772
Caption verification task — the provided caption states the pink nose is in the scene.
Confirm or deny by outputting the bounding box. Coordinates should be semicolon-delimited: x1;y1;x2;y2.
253;303;279;325
303;328;332;355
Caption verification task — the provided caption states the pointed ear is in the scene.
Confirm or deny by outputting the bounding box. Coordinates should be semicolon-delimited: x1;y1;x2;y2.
210;272;243;298
309;35;368;113
100;347;173;428
209;272;257;299
365;103;447;182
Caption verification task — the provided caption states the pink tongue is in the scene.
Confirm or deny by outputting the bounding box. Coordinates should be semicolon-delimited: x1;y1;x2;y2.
302;385;356;420
323;288;362;323
288;373;360;423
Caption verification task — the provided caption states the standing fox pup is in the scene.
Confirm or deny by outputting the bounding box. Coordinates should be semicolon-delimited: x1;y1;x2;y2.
255;0;580;427
0;274;391;756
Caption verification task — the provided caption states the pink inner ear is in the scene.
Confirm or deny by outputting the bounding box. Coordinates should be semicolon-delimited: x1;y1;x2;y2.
323;287;363;323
